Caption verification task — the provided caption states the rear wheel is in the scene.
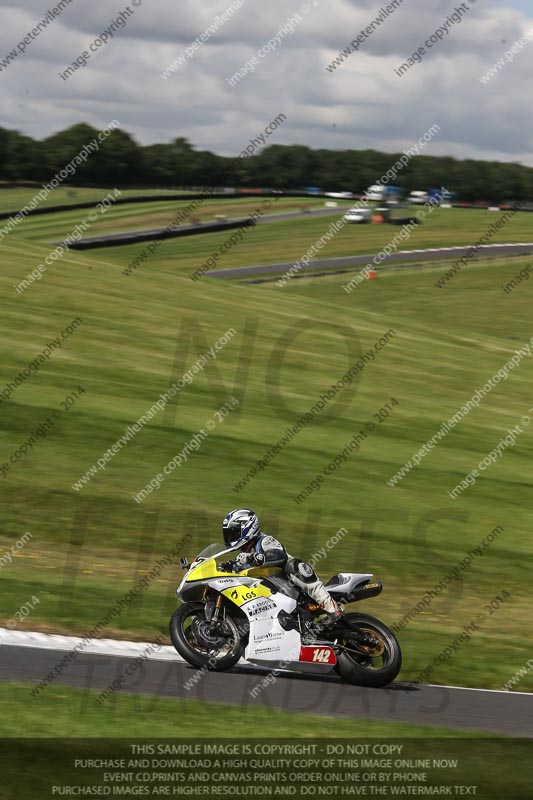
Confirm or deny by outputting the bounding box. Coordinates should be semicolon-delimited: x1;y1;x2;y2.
169;601;243;671
334;613;402;687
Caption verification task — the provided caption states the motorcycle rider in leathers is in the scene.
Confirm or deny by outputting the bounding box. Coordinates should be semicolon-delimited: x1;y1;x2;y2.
219;508;343;628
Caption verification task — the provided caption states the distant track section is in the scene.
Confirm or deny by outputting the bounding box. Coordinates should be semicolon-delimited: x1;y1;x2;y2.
204;243;533;282
57;207;351;250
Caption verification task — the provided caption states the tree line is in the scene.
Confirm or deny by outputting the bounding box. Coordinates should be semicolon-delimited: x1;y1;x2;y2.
1;122;532;203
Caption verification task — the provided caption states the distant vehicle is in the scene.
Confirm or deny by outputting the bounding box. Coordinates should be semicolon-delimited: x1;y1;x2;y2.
428;188;455;205
304;187;322;195
325;191;354;199
365;185;386;202
364;185;404;203
343;207;372;224
407;190;429;205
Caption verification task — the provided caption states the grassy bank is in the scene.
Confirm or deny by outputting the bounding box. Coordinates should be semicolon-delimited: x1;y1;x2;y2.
0;204;532;691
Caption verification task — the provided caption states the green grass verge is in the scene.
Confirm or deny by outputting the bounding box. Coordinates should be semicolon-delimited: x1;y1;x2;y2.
1;206;533;693
0;682;483;738
3;684;533;800
0;186;191;213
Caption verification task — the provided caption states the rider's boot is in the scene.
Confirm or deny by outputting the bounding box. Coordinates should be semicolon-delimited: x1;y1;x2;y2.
318;601;343;629
310;587;343;632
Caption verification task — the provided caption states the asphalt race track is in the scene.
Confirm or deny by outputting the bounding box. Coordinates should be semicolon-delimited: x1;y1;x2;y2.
2;631;532;736
204;242;533;281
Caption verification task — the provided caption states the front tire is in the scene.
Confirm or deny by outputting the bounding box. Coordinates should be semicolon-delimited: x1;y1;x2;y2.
334;612;402;688
169;601;243;671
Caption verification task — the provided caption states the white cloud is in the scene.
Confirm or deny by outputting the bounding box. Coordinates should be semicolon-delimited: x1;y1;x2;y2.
0;0;532;165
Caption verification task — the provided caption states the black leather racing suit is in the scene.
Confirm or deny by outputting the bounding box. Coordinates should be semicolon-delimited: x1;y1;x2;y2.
230;532;338;614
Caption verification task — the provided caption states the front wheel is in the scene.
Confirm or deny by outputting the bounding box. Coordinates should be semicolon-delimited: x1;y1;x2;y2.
334;612;402;687
169;601;243;671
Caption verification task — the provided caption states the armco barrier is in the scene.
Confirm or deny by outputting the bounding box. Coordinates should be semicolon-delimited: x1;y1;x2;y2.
0;191;303;222
57;217;256;250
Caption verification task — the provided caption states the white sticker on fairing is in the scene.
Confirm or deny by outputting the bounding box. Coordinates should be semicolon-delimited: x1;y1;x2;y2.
243;597;278;618
246;623;301;663
210;578;252;591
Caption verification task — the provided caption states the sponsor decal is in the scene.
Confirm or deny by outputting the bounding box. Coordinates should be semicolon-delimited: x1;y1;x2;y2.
246;599;277;617
255;645;282;654
223;585;261;606
299;645;336;665
253;631;283;642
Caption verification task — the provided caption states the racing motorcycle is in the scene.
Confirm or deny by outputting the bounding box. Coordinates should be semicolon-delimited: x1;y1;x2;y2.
169;543;402;687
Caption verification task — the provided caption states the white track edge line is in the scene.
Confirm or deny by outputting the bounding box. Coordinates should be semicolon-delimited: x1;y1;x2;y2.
2;629;532;694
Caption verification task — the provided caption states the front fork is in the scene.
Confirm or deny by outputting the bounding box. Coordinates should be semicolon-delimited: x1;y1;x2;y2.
204;592;224;633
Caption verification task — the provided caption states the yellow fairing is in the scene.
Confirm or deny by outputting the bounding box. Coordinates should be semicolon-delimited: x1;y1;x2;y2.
247;565;284;578
221;584;272;607
184;558;234;582
184;558;282;583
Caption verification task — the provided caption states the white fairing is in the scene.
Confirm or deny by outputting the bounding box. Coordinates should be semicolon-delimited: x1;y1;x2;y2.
188;575;302;664
242;588;300;664
208;577;257;591
241;573;373;670
246;617;302;665
325;573;373;596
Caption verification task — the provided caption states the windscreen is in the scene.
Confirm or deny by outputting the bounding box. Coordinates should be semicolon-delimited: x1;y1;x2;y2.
193;542;236;561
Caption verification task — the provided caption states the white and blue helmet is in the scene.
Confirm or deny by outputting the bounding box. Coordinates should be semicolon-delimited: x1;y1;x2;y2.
222;508;260;548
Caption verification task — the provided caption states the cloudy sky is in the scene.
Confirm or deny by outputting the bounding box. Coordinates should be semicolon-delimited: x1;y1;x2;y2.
1;0;532;164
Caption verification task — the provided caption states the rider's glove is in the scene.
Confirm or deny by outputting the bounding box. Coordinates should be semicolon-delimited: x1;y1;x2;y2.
220;552;265;573
235;552;266;569
234;552;251;570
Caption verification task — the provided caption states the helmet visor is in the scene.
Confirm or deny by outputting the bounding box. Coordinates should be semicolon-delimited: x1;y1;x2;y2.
223;522;242;547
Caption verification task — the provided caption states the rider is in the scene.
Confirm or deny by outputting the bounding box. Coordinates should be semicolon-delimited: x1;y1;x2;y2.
220;508;342;628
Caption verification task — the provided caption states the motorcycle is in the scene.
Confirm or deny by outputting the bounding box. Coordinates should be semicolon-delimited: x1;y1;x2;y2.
170;542;402;687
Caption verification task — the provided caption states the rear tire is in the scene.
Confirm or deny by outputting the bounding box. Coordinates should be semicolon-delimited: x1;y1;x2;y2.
169;602;243;671
334;612;402;687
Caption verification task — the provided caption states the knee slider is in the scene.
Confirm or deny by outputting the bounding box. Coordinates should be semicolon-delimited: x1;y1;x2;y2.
287;558;316;584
